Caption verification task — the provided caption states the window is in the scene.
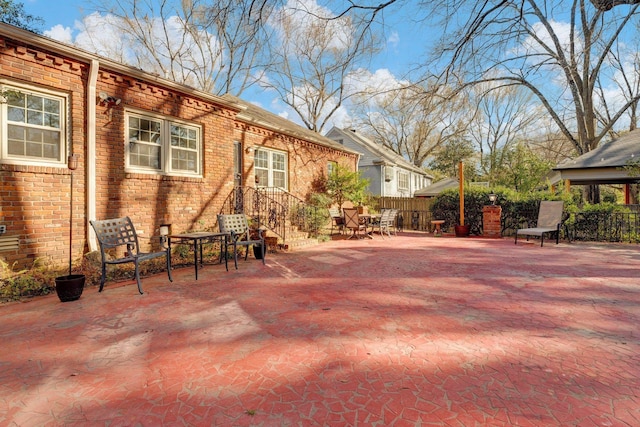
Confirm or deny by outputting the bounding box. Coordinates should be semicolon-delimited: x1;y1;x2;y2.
328;161;337;176
398;171;409;190
255;148;287;189
1;84;67;166
126;111;201;176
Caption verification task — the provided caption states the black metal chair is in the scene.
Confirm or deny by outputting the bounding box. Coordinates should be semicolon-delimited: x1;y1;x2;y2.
90;216;172;294
329;207;344;235
217;214;266;269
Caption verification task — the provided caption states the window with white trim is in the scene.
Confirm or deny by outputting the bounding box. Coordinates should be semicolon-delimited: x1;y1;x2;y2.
398;171;409;190
327;161;337;176
254;148;287;189
0;84;67;166
126;111;202;176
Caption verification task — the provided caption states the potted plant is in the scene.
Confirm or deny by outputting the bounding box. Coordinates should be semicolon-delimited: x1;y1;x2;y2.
55;154;85;302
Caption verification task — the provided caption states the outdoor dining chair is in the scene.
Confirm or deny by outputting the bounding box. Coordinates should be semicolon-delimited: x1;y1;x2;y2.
329;207;344;235
217;214;266;269
343;207;369;239
90;216;173;294
372;208;393;238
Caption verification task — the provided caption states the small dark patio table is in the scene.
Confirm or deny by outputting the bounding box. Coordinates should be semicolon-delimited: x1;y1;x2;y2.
359;213;379;239
168;232;228;280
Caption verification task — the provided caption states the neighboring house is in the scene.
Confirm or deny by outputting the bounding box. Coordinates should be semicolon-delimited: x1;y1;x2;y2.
0;23;358;270
325;127;433;197
413;177;459;198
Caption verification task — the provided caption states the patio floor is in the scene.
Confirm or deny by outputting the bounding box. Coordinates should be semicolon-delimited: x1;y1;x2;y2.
1;233;640;426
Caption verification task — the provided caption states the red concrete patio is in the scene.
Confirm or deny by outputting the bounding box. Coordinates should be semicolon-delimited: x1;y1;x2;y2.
1;234;639;426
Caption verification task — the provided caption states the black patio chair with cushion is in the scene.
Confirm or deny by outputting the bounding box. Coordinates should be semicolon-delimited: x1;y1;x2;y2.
90;216;172;294
217;214;266;269
515;201;565;247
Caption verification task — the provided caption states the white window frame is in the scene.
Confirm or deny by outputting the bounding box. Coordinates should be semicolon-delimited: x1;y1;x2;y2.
0;82;68;167
254;147;288;190
125;110;202;177
327;161;337;177
398;171;409;190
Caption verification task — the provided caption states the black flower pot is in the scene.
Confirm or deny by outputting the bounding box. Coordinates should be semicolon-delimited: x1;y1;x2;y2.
55;274;85;302
253;244;265;260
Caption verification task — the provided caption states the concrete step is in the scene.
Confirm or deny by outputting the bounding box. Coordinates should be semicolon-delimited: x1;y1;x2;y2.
284;237;319;251
264;229;319;252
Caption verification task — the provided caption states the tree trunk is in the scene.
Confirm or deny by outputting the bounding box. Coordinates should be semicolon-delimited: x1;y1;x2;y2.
586;184;601;204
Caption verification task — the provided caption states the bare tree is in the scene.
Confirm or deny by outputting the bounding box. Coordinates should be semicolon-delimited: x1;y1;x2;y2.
595;36;640;133
84;0;271;95
352;80;469;167
468;82;544;183
592;0;640;9
261;0;380;133
422;0;640;201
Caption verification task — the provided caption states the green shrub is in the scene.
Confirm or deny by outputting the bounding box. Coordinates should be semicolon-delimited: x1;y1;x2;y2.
431;186;570;235
431;186;513;234
0;259;56;302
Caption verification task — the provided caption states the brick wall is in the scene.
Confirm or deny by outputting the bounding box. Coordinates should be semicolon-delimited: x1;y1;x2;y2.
0;33;357;271
0;36;88;269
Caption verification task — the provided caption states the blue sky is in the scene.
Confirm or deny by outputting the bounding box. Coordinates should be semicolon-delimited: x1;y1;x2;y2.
22;0;431;131
24;0;427;75
21;0;640;141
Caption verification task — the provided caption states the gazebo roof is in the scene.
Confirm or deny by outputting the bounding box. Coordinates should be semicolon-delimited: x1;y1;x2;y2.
553;130;640;185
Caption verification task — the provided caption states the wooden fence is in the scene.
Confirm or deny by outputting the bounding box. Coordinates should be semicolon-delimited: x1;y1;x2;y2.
373;197;435;231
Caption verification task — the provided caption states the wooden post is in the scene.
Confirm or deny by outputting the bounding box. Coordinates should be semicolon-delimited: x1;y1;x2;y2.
459;161;464;226
625;183;630;204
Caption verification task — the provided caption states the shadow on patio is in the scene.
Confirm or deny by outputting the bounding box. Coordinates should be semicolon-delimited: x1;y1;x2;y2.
1;234;639;425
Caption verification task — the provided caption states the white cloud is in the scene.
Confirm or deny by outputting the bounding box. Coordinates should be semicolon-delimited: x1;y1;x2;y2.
387;31;400;49
271;0;353;53
51;11;222;89
515;19;582;65
345;68;408;96
73;12;131;62
43;24;73;44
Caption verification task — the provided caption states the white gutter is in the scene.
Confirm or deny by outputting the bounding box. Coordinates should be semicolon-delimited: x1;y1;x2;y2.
87;59;99;251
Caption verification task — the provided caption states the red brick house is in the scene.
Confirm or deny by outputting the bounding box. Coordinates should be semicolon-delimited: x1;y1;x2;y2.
0;23;358;270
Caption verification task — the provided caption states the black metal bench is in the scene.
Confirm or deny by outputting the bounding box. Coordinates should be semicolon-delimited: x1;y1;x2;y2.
90;216;172;294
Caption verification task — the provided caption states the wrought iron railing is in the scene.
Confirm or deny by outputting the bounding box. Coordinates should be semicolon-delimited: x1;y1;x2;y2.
565;211;640;243
220;186;321;243
381;197;640;242
505;205;640;243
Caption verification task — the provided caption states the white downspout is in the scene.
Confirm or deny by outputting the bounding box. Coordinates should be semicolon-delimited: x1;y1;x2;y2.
87;59;99;251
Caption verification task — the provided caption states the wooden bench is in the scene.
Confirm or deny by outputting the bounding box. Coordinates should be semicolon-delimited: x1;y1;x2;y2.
90;216;172;294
